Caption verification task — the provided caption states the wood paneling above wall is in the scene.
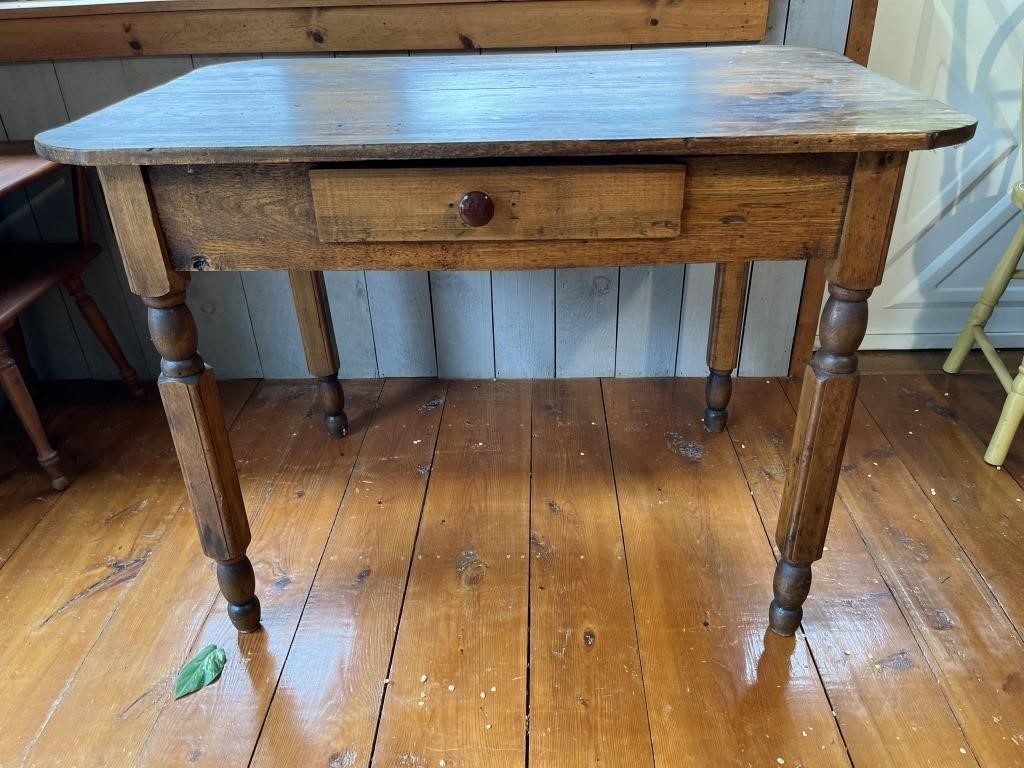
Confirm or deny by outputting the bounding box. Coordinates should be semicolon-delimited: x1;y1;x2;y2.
0;0;857;381
0;0;769;61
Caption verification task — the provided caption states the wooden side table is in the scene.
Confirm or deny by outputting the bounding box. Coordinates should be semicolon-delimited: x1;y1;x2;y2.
35;46;976;636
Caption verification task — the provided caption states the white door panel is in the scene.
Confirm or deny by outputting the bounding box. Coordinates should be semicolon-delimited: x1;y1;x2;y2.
866;0;1024;349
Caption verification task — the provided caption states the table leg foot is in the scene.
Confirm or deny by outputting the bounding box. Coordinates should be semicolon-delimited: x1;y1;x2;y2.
317;375;349;438
705;262;749;433
289;271;349;439
39;451;70;491
217;558;262;632
773;283;870;636
769;559;811;636
704;369;732;433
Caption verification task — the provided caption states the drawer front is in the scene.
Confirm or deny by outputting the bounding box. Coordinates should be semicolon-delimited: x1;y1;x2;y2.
309;164;685;243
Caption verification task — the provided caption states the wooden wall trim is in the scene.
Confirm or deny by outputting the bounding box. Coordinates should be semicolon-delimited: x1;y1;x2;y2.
0;0;768;62
788;0;879;376
0;0;543;18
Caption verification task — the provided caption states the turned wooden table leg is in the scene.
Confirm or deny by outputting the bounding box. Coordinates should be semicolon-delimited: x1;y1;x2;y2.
769;150;907;636
145;285;261;632
99;163;261;632
705;261;749;432
0;333;69;491
770;284;868;635
288;270;348;438
64;274;145;398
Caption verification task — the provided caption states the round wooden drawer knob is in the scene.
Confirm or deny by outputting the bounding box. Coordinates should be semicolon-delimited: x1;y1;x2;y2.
458;191;495;227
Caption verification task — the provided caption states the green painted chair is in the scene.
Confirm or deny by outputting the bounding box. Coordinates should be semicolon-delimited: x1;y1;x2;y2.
942;75;1024;466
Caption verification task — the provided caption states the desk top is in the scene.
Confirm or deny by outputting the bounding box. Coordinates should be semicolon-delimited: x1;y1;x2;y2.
35;46;976;166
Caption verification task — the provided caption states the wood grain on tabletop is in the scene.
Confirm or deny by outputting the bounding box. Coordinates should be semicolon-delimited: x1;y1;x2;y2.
728;378;978;767
601;378;849;767
781;378;1024;764
150;154;853;272
529;379;654;768
34;47;977;166
17;381;366;768
0;380;255;768
372;380;531;768
858;374;1024;636
250;379;446;768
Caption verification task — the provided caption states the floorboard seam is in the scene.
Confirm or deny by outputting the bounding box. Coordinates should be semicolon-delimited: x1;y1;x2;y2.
244;379;386;767
598;377;658;767
366;380;451;766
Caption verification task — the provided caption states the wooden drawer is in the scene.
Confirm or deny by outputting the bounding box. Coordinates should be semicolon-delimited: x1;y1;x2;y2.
309;164;685;243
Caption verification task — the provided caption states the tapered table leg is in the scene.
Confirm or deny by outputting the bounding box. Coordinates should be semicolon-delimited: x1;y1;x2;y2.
704;261;750;432
144;284;261;632
288;270;348;438
770;283;868;635
768;150;907;636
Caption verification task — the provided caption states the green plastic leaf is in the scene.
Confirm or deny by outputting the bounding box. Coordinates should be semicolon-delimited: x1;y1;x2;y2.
174;644;227;700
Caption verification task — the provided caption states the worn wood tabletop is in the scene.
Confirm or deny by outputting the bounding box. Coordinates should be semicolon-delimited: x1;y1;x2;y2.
34;46;976;166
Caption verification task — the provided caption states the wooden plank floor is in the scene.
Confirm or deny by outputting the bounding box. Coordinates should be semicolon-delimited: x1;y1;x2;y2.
1;363;1023;767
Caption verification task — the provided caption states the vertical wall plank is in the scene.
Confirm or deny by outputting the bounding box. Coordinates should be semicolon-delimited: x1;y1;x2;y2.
615;265;685;376
430;271;495;378
492;270;555;378
324;271;378;378
738;261;805;376
765;0;791;45
237;272;303;378
555;267;619;377
675;263;715;376
365;270;437;377
784;0;855;51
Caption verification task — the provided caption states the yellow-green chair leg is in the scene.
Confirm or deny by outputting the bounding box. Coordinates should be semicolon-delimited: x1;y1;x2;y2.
986;358;1024;466
943;220;1024;374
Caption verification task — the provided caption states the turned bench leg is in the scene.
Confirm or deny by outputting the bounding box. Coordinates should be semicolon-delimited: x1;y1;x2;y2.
288;270;348;438
144;285;261;632
63;274;145;398
0;333;69;491
771;284;869;635
704;261;750;432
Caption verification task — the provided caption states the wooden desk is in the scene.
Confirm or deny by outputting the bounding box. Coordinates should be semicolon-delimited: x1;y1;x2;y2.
35;45;975;637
